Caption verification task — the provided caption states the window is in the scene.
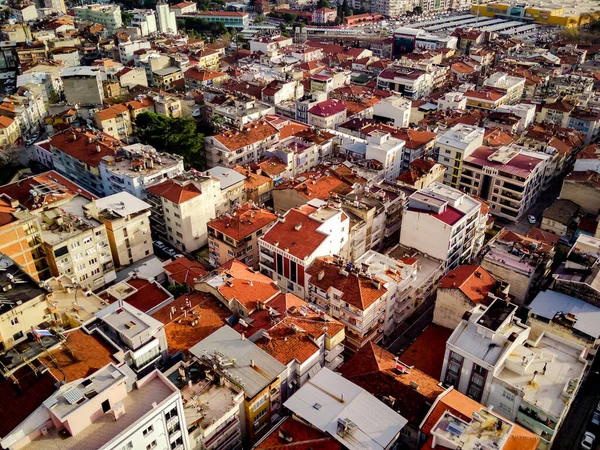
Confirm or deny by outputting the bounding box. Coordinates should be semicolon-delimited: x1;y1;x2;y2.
83;236;93;245
502;390;515;402
176;232;183;238
146;441;157;450
276;253;284;276
253;395;267;411
467;363;488;402
444;351;463;387
290;260;297;284
10;317;19;326
142;425;153;437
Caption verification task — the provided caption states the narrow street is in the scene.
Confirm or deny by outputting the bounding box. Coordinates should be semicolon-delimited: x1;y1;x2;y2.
385;294;435;355
552;355;600;450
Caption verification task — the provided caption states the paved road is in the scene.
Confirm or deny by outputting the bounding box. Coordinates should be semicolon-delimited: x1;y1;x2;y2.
552;355;600;450
385;294;435;355
501;180;562;235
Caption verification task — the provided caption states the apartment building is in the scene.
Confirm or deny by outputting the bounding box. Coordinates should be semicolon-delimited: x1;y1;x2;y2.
434;264;506;330
400;183;488;271
365;131;406;181
307;99;347;129
306;256;388;353
164;357;244;450
83;192;152;269
1;364;189;450
482;230;555;306
0;116;20;148
435;124;485;188
190;326;286;445
284;368;407;450
61;66;104;106
462;89;508;110
441;299;587;449
205;167;246;215
397;158;445;189
73;4;123;32
156;1;177;34
118;39;151;64
0;92;46;138
207;204;277;269
198;11;249;28
146;174;222;252
170;1;197;16
131;9;157;36
377;66;433;99
483;72;526;104
259;202;350;299
568;108;600;145
39;195;116;289
204;120;279;168
460;145;552;221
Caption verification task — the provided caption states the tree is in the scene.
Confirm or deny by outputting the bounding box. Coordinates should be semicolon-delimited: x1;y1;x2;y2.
283;12;297;23
0;145;21;167
413;5;423;14
253;14;266;23
317;0;331;7
135;112;204;168
122;11;133;26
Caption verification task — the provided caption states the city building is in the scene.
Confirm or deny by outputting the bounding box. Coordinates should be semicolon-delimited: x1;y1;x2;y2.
11;4;38;22
372;94;411;128
396;158;445;189
284;367;408;450
377;66;433;99
259;202;350;299
204;120;279;168
435;124;485;188
164;357;244;450
118;40;151;64
308;99;347;129
400;183;488;271
170;1;197;16
60;67;104;106
197;11;249;28
306;256;388;353
441;299;587;449
460;145;552;221
83;192;153;269
1;364;189;450
205;166;246;215
483;72;526;104
146;174;222;252
156;1;177;34
207;204;277;269
0;116;20;148
130;9;157;36
482;230;555;306
189;326;287;445
434;265;508;330
340;342;446;449
365;131;406;181
73;4;123;32
0;92;47;138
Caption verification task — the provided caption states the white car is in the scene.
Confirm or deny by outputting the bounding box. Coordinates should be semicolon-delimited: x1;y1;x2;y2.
527;215;536;224
154;240;165;248
582;432;595;450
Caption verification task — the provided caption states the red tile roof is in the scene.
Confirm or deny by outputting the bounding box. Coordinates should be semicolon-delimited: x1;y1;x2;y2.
0;116;15;128
0;366;57;439
439;265;496;303
40;330;117;382
216;260;280;310
255;417;341;450
164;257;207;289
0;170;96;210
152;292;229;355
398;324;453;379
208;204;277;242
340;342;445;424
49;127;122;167
213;120;279;152
306;257;387;311
261;205;332;260
308;99;346;118
146;179;202;204
185;67;227;82
463;89;505;101
108;278;171;313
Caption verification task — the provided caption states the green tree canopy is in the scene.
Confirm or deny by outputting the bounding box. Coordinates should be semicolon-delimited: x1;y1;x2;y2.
413;5;423;14
135;112;204;168
317;0;331;8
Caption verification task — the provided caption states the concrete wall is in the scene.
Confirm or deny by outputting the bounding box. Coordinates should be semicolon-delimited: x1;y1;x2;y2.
560;181;600;215
433;288;475;330
481;259;531;306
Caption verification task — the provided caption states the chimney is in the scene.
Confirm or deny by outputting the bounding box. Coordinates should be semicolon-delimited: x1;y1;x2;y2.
318;270;325;281
295;222;302;231
96;145;101;153
250;359;255;367
241;332;245;340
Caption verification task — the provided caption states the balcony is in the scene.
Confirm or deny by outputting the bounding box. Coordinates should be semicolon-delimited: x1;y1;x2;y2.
260;250;274;263
259;259;274;271
325;344;344;362
325;354;344;371
517;408;557;436
167;415;179;431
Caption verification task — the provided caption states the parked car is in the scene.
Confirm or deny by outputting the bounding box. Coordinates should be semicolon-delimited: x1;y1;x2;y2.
582;432;595;450
527;215;537;224
153;240;165;249
172;254;184;259
596;400;600;413
591;412;600;427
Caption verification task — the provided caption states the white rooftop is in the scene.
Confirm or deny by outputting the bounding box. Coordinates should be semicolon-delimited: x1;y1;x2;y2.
93;192;151;218
529;290;600;339
438;124;485;150
95;300;163;341
206;166;246;190
284;367;407;450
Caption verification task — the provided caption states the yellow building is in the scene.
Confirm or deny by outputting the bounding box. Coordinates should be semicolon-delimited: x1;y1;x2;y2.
471;3;583;28
0;116;20;148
